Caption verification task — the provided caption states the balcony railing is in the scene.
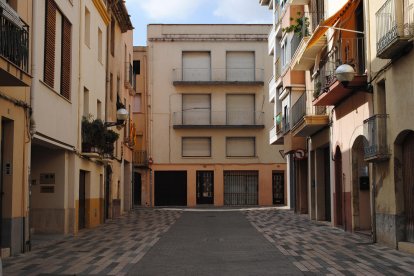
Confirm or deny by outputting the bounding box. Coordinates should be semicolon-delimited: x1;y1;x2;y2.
269;75;276;102
291;90;327;128
270;125;277;142
275;112;283;134
363;114;390;162
0;12;29;73
268;25;276;55
275;57;281;80
376;0;414;58
172;111;264;128
172;68;264;84
133;150;148;166
125;62;136;91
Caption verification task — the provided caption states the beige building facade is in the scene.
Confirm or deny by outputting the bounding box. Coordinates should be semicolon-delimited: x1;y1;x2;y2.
0;0;32;257
147;24;286;207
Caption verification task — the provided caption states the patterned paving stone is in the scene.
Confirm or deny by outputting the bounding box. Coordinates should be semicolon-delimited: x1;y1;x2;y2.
3;209;181;275
245;209;414;275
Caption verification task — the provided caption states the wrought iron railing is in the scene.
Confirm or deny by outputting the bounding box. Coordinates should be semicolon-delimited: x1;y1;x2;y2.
133;150;148;166
173;68;264;82
376;0;414;54
291;90;327;127
172;111;264;126
363;114;390;161
0;13;29;73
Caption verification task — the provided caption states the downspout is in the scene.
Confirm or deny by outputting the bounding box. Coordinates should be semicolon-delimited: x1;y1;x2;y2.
27;0;40;252
364;0;376;244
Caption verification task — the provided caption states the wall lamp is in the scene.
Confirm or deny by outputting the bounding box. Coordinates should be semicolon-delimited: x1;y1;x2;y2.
104;107;129;127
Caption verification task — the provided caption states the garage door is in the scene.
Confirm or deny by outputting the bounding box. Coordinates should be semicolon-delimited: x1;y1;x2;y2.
224;171;258;206
155;171;187;206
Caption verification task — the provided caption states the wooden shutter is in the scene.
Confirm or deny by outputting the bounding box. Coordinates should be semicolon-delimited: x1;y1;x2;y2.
182;52;210;81
227;94;255;125
182;94;211;125
226;137;255;157
44;0;57;87
226;51;254;81
61;16;72;100
182;137;211;157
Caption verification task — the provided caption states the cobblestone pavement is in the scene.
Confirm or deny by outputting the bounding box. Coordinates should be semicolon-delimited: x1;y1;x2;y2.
245;209;414;275
3;209;181;275
2;208;414;275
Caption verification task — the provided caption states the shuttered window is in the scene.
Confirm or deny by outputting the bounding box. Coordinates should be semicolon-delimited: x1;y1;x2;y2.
226;137;255;157
44;0;71;100
182;94;211;125
182;52;211;81
226;94;255;125
226;51;255;81
182;137;211;157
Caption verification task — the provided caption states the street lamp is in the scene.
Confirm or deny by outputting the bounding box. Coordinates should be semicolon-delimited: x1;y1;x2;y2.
335;64;355;87
104;107;129;127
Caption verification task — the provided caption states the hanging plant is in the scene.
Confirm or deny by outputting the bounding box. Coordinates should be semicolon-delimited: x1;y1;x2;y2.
282;12;310;37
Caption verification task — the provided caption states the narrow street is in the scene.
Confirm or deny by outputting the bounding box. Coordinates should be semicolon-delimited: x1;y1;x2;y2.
3;208;414;275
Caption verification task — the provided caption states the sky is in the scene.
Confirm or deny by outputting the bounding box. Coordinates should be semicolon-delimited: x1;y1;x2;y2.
125;0;273;46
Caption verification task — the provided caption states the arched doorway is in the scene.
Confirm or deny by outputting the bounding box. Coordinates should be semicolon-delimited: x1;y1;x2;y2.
335;146;343;227
352;136;371;232
402;132;414;242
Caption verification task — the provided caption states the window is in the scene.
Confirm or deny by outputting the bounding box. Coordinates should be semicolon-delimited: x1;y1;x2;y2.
133;60;140;75
44;0;72;100
226;94;255;125
226;51;255;81
84;7;90;47
97;100;102;120
83;87;89;117
226;137;255;157
182;52;211;81
182;94;211;125
109;73;113;101
182;137;211;157
98;28;103;63
281;38;290;70
133;94;141;113
110;17;115;56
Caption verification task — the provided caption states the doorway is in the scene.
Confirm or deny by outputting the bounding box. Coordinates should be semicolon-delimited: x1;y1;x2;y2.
272;172;284;205
154;171;187;206
403;132;414;242
133;172;142;207
196;171;214;204
105;165;112;220
79;170;86;230
224;171;258;206
335;146;343;227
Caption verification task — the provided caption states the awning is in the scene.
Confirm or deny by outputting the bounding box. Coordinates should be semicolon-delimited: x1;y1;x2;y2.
307;0;361;48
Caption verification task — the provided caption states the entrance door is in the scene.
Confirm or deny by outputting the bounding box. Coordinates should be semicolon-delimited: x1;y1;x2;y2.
105;166;111;219
196;171;214;204
0;121;4;248
403;132;414;242
155;171;187;206
133;172;142;206
79;171;86;230
272;172;284;204
335;147;343;227
224;171;258;206
324;147;331;221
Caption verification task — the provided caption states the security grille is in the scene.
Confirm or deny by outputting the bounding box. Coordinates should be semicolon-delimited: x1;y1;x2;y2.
224;171;258;205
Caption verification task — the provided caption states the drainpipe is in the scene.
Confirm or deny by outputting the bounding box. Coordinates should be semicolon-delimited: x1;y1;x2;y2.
364;0;376;244
27;0;40;252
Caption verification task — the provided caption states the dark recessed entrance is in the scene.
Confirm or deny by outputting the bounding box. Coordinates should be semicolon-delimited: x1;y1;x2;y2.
155;171;187;206
196;171;214;204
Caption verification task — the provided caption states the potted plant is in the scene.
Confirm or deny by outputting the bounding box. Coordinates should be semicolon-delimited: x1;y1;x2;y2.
90;119;105;153
283;12;310;37
103;129;119;158
81;115;93;152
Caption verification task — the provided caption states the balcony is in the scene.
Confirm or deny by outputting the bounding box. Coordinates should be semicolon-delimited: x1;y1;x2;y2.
269;75;276;103
313;37;367;106
376;0;414;59
363;114;390;162
124;62;136;94
269;112;284;145
172;68;264;86
133;150;148;167
291;90;329;137
172;111;264;129
0;7;31;86
268;25;276;55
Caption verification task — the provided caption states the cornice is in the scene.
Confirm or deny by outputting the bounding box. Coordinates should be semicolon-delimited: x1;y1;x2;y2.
92;0;110;25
